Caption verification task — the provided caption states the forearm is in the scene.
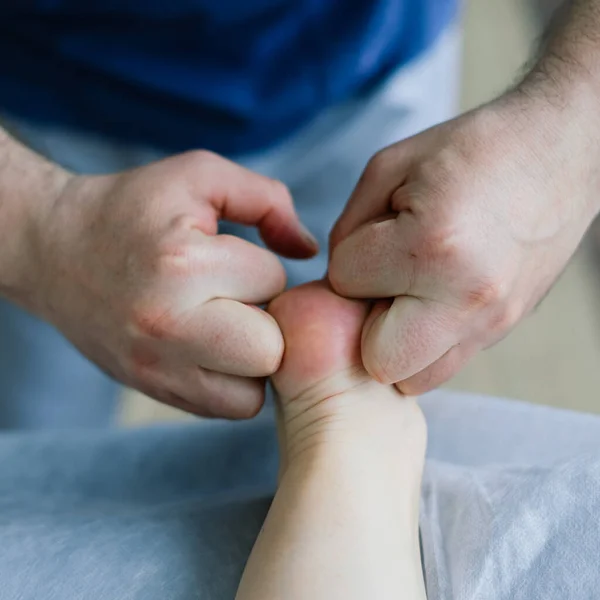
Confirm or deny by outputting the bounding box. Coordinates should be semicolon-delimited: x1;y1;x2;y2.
0;127;71;308
522;0;600;103
236;385;427;600
489;0;600;225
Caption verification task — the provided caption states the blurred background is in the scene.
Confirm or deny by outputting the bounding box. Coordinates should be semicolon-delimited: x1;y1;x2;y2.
121;0;600;425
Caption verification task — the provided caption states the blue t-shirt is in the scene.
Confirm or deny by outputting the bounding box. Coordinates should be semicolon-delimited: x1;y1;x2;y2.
0;1;456;155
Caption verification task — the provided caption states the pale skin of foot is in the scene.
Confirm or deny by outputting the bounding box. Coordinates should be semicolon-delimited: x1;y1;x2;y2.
236;281;427;600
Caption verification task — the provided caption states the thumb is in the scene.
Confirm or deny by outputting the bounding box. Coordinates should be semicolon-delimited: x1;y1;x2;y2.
361;296;460;385
198;154;318;259
329;142;413;253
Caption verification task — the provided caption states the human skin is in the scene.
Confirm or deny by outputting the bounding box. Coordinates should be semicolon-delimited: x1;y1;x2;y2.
329;0;600;395
0;132;317;418
236;281;426;600
2;0;600;417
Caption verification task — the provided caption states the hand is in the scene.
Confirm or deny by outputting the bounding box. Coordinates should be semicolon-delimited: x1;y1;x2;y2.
34;151;317;418
329;94;600;394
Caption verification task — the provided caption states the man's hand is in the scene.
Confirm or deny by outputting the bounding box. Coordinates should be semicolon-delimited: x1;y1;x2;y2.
25;151;316;417
329;89;600;394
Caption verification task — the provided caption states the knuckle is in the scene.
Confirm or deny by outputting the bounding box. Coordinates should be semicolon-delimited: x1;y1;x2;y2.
128;341;161;377
465;279;504;309
130;305;179;341
185;148;218;165
152;239;213;279
269;178;292;202
363;149;388;181
155;250;196;277
174;150;221;178
411;148;467;211
413;157;442;189
413;223;460;265
416;166;462;213
169;214;203;233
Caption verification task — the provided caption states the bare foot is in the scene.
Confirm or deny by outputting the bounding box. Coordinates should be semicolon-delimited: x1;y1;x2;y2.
268;280;425;462
268;280;370;403
243;281;427;600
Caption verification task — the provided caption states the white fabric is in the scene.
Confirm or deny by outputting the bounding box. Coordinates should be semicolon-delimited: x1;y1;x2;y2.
420;392;600;599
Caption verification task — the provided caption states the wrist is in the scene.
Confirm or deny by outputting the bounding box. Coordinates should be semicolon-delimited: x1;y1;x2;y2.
507;5;600;219
487;82;600;221
0;131;73;311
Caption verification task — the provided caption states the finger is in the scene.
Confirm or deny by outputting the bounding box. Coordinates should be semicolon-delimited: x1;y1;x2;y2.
181;298;284;377
329;143;413;251
361;295;462;384
395;342;476;396
202;235;289;304
150;391;216;419
187;369;266;419
329;217;416;298
195;154;319;259
161;232;288;308
144;365;266;419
